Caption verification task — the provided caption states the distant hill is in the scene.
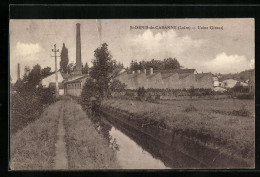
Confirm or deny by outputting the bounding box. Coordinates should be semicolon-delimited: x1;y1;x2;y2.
219;70;251;82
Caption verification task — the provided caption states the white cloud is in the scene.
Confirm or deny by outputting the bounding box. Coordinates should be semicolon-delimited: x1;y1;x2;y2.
203;52;252;74
15;42;42;59
129;29;205;61
11;42;47;82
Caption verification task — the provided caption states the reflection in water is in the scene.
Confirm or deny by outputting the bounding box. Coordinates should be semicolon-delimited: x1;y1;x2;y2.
109;126;170;169
84;107;203;169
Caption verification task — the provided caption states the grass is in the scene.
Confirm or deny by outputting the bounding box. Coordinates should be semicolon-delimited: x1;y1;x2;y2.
63;97;120;169
184;104;197;112
101;98;255;160
10;100;61;170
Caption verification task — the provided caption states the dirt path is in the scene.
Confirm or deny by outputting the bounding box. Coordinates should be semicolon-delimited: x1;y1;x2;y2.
54;102;68;169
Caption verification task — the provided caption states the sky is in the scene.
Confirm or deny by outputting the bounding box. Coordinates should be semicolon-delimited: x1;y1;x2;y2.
10;19;254;82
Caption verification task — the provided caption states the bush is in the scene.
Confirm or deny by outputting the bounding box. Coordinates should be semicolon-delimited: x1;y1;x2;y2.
232;105;250;117
184;104;197;112
137;87;146;100
37;86;56;104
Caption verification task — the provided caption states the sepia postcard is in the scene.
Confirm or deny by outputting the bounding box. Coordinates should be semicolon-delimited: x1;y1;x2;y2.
9;19;255;170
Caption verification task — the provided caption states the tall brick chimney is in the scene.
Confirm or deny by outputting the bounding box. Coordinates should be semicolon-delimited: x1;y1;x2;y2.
17;63;20;81
75;23;82;73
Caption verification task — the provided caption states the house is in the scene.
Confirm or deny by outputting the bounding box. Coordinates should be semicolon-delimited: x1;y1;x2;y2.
240;82;248;87
40;70;65;95
221;79;240;88
212;75;223;87
213;87;227;93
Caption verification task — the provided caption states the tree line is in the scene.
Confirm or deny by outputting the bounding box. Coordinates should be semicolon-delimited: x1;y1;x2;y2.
129;58;182;71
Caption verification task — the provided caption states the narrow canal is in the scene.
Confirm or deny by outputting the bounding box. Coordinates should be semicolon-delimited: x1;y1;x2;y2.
109;126;169;169
87;109;204;169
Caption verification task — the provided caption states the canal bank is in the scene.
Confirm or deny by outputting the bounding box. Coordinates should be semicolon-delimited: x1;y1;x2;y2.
99;103;253;169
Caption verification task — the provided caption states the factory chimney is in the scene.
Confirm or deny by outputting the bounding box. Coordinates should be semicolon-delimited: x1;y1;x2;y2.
75;23;82;74
17;63;20;81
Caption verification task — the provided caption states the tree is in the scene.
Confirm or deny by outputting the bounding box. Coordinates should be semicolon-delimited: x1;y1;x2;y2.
67;62;75;74
232;82;244;93
16;64;41;97
22;66;31;82
60;43;69;73
81;79;100;103
163;58;181;70
27;64;42;87
82;62;89;74
129;58;181;71
41;67;52;78
90;43;113;96
109;79;127;92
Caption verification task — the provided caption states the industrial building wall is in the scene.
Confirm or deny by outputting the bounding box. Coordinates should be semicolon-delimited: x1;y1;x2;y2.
178;74;196;89
66;88;82;97
196;76;214;89
41;72;64;87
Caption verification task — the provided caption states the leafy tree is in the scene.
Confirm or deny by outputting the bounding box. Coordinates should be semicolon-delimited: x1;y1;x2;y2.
90;43;114;96
232;82;248;93
27;64;42;88
109;79;127;92
163;58;181;70
41;67;52;77
67;62;75;74
22;66;31;82
81;79;100;104
82;62;89;74
60;43;69;73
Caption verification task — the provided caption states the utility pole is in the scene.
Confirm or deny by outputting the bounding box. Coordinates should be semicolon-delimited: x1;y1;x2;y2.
51;44;60;97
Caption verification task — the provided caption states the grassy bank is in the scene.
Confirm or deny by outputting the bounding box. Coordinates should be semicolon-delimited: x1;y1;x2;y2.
10;100;61;170
101;98;255;161
63;97;119;169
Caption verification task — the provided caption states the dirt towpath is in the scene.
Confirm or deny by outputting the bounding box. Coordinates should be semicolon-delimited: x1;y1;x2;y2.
54;102;68;169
